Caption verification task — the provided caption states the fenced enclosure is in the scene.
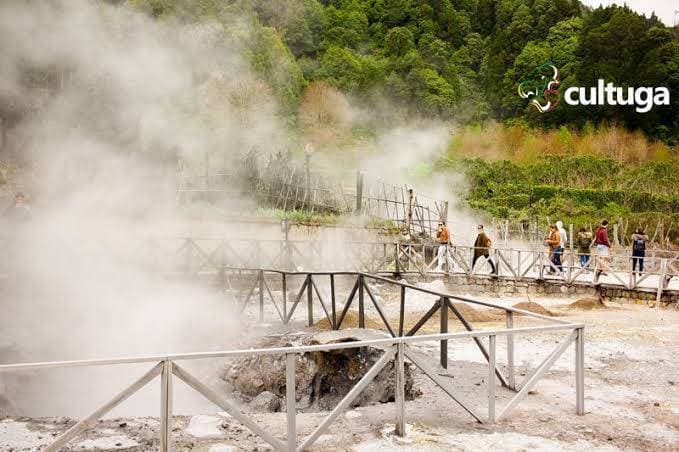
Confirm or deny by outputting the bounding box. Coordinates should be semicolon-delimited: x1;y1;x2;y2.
0;269;585;452
176;154;449;236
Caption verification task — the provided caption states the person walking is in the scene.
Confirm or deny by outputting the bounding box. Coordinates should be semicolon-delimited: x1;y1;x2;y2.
555;220;567;273
576;227;592;268
631;228;649;275
435;221;453;273
472;225;497;275
545;224;562;274
594;219;611;281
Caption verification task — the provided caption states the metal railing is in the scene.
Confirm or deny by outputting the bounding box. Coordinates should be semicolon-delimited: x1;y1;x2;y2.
0;325;585;452
0;264;585;451
136;237;679;300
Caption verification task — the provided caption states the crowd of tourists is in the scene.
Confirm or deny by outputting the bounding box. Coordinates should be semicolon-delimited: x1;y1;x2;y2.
435;218;651;280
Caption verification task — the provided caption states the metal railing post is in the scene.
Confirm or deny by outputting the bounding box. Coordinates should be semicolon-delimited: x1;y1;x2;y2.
575;328;585;415
398;285;406;336
395;343;406;436
286;353;296;452
506;311;515;390
330;274;337;329
307;274;314;327
488;335;496;423
282;273;288;323
258;270;264;322
358;275;365;328
656;258;668;310
440;297;448;369
627;255;634;289
160;360;173;452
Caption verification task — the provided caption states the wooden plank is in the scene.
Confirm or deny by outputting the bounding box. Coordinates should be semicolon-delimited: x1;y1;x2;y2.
286;354;297;451
497;331;577;421
395;343;406;436
446;299;510;388
363;282;396;337
45;363;163;452
405;302;440;337
336;277;360;329
404;348;483;423
173;363;286;451
297;348;397;451
160;361;173;452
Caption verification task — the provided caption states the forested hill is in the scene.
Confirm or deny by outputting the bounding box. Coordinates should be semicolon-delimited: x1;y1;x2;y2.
132;0;678;142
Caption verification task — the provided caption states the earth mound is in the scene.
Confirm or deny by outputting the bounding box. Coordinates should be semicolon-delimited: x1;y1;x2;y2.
512;301;555;317
224;329;420;412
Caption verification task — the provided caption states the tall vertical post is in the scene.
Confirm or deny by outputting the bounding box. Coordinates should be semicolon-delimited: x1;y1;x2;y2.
575;328;585;415
504;220;509;249
394;243;401;276
568;224;574;282
656;258;668;310
282;273;288;323
358;275;365;328
330;274;337;329
506;311;515;390
305;152;311;209
395;343;406;436
488;335;496;423
307;275;314;327
441;200;449;223
398;286;406;336
355;171;364;214
286;353;296;452
405;189;413;235
160;360;173;452
440;297;448;369
258;270;264;322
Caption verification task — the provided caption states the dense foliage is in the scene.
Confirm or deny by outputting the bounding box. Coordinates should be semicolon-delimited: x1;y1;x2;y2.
129;0;678;143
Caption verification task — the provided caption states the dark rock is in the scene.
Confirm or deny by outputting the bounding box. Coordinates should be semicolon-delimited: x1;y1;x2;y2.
225;329;420;412
250;391;281;412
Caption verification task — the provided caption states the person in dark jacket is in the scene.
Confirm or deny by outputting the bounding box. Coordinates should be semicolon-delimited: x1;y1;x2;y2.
631;228;649;274
472;225;497;275
593;220;611;280
575;227;593;268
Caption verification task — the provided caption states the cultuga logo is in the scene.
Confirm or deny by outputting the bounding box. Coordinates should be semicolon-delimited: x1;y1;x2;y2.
518;63;671;113
518;63;560;113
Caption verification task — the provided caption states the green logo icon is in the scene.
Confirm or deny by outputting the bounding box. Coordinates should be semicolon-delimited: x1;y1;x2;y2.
518;63;561;113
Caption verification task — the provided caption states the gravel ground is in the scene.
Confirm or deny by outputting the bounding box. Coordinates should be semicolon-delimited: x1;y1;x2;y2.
1;277;678;451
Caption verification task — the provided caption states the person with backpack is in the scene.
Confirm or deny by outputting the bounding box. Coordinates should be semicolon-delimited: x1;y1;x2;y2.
631;228;649;274
576;227;593;268
472;225;497;275
594;219;611;281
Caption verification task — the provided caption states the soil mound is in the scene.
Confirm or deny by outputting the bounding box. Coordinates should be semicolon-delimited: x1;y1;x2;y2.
568;297;606;310
315;311;383;330
451;302;504;322
512;301;555;317
225;330;420;412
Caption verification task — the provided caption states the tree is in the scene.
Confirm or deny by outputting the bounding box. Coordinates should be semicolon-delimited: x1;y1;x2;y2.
384;27;414;56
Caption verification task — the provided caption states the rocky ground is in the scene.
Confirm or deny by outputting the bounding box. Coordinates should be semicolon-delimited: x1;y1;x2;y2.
1;277;678;451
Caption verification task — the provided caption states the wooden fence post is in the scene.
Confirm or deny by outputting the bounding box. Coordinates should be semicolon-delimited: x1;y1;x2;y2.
355;171;363;214
406;189;413;235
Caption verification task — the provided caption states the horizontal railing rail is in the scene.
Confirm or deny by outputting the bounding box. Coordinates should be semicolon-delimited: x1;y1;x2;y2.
0;323;585;452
